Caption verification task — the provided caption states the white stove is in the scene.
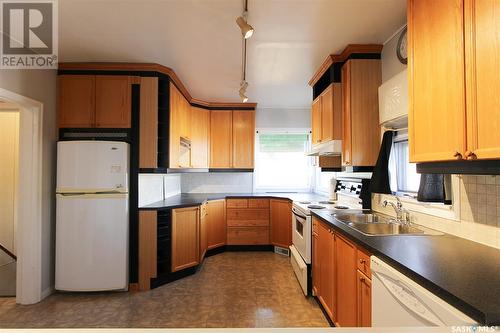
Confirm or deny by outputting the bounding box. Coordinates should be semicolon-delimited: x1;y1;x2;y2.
289;178;369;295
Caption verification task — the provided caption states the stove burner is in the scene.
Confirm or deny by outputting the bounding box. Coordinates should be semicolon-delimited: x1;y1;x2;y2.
299;201;311;204
334;205;349;209
319;200;335;204
307;204;325;209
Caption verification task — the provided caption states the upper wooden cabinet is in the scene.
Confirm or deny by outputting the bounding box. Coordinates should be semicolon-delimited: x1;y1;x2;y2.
190;106;210;168
233;110;255;168
210;110;256;169
311;83;342;146
95;76;132;128
58;75;132;129
270;199;292;248
342;59;381;167
58;75;95;128
169;83;192;168
210;111;233;168
171;206;200;272
408;0;500;162
139;77;159;169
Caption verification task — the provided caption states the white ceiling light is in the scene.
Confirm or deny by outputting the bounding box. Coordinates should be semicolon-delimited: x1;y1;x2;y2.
236;16;254;39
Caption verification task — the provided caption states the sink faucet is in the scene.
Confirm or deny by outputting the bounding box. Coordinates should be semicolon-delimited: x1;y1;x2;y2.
382;197;411;226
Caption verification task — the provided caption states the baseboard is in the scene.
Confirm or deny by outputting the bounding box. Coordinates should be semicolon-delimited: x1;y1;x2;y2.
40;286;54;300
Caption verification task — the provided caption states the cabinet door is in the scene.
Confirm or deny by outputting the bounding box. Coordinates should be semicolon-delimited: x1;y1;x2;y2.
317;221;335;322
206;199;226;249
341;63;352;166
311;96;322;145
357;270;372;327
58;75;95;128
335;233;357;327
210;111;232;168
95;76;132;128
200;204;208;261
312;218;320;296
138;210;157;291
233;110;255;168
342;60;381;167
270;199;292;248
171;206;200;272
464;0;500;159
191;107;210;168
169;83;191;168
408;0;467;162
321;84;334;142
139;77;158;169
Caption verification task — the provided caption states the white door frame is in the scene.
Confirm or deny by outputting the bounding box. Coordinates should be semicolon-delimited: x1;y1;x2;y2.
0;88;43;304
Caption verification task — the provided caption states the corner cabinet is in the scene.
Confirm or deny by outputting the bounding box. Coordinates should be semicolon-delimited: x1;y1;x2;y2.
206;199;226;249
171;206;200;272
58;75;133;128
408;0;500;162
191;106;210;168
341;59;381;168
169;83;192;168
270;199;292;248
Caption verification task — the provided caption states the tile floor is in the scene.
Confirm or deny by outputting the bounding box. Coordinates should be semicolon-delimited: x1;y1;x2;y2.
0;252;329;328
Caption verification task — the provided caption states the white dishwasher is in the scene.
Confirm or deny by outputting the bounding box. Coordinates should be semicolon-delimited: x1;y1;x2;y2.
371;256;478;327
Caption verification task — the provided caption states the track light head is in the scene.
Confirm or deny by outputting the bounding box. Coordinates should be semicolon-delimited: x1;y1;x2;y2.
239;91;249;103
236;16;254;39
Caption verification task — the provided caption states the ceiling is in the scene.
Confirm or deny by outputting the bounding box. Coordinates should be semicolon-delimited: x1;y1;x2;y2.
59;0;406;108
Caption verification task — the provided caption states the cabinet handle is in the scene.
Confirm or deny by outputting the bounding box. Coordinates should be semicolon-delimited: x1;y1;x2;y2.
360;276;365;282
359;259;366;264
345;161;351;165
465;151;477;160
453;151;463;160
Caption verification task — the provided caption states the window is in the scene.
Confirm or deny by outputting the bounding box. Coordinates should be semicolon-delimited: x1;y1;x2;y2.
389;131;421;196
254;132;313;191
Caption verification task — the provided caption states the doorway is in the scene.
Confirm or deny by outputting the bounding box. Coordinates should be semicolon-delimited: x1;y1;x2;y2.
0;107;19;297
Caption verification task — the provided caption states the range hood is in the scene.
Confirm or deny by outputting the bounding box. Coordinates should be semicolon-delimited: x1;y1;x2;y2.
307;140;342;156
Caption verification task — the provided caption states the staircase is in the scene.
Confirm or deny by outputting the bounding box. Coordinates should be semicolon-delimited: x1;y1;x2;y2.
0;244;16;296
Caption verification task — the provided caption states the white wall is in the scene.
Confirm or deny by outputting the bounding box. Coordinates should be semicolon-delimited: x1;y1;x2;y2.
0;69;57;295
181;173;253;193
0;112;19;257
381;27;407;83
256;107;310;129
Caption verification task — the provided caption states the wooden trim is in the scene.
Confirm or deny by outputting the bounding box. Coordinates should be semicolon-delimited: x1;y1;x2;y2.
308;44;383;86
138;210;157;291
128;283;140;292
58;62;257;108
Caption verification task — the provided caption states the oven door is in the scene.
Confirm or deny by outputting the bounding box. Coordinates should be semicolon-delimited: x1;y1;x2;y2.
291;206;311;263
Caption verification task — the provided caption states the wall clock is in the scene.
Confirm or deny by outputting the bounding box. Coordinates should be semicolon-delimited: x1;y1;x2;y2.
397;27;408;65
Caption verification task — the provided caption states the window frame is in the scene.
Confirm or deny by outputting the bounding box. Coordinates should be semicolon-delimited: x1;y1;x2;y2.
390;132;420;198
253;128;313;193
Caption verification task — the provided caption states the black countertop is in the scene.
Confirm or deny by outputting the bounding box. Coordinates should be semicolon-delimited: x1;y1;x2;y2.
140;192;330;210
312;210;500;326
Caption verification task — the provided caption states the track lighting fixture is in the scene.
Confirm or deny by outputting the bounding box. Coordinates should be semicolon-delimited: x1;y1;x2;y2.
239;81;249;103
236;16;254;39
239;91;249;103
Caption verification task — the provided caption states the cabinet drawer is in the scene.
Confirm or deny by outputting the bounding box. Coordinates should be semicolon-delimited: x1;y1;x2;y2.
227;209;270;226
226;199;248;208
357;248;371;278
248;199;270;208
227;227;270;245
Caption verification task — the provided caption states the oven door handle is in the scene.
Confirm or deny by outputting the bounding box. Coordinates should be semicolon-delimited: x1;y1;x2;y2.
292;210;307;221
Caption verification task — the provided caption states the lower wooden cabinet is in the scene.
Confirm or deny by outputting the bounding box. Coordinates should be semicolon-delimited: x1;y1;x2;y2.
226;198;270;245
357;270;372;327
138;210;157;291
227;226;270;245
200;203;208;261
312;217;372;327
270;199;292;248
206;199;226;249
171;206;200;272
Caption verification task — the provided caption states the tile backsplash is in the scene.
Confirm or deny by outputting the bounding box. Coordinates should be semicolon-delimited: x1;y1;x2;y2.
181;172;253;193
138;174;181;207
460;175;500;227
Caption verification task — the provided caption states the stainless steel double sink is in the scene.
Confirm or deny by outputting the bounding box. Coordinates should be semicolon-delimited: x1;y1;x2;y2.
331;212;443;236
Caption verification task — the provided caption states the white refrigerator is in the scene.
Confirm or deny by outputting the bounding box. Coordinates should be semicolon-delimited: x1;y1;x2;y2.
55;141;129;291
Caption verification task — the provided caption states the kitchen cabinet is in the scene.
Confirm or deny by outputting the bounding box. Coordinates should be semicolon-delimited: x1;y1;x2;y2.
270;199;292;248
58;75;133;129
191;106;210;168
95;76;132;128
139;77;159;169
200;203;208;261
210;111;233;168
171;206;200;272
233;110;255;168
206;199;226;249
169;83;191;168
226;198;270;245
311;83;342;146
341;59;381;167
312;217;372;327
408;0;500;162
58;75;95;128
357;270;372;327
138;210;157;291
